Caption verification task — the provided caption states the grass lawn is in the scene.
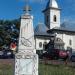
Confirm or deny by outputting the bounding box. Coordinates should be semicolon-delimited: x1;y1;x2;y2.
0;59;75;75
0;64;14;75
39;63;75;75
0;59;14;75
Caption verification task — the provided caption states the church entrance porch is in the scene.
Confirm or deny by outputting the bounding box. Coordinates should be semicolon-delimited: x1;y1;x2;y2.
54;38;65;50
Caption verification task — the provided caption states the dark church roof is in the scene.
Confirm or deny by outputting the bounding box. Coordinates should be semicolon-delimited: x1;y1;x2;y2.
61;21;75;29
52;27;75;32
35;22;75;36
51;22;75;33
34;23;55;37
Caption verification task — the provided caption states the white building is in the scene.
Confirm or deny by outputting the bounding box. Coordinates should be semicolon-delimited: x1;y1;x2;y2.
34;0;75;53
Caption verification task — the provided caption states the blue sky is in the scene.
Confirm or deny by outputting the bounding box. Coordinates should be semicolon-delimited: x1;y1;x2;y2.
0;0;75;27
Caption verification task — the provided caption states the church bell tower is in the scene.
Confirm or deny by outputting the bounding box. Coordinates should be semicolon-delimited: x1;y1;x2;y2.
43;0;61;29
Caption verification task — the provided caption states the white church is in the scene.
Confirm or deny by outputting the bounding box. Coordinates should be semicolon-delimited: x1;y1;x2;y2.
34;0;75;53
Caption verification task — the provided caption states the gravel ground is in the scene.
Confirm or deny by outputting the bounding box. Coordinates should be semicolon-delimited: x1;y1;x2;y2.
0;59;75;66
40;59;75;67
0;59;14;65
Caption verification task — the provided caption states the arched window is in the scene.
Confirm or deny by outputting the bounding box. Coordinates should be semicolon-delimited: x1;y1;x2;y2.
39;42;42;48
53;15;57;22
43;42;47;50
69;40;72;45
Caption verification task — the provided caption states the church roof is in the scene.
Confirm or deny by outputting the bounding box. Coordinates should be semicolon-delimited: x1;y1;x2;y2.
61;21;75;29
46;0;58;9
51;24;75;33
35;21;75;37
34;23;55;37
48;22;75;33
43;0;60;13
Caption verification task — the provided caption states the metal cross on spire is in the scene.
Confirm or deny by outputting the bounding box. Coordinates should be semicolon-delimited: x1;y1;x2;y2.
17;0;31;14
23;0;31;14
23;5;31;14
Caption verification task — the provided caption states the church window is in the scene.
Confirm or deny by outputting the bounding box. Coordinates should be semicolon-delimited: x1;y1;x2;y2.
39;42;42;48
53;15;57;22
43;42;47;50
69;40;72;45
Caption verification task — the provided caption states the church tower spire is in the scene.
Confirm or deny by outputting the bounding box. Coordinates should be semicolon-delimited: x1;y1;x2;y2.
43;0;61;29
46;0;58;8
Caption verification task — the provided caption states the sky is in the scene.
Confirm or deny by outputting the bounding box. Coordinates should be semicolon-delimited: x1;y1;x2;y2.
0;0;75;28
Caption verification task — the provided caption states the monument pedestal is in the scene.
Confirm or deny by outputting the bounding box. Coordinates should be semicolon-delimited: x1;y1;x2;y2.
15;5;38;75
15;53;38;75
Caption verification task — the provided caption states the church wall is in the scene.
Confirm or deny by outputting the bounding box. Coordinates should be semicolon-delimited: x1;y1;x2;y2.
35;37;50;51
44;9;60;29
50;9;60;29
63;34;73;50
36;0;75;52
72;35;75;51
34;33;75;52
56;32;75;51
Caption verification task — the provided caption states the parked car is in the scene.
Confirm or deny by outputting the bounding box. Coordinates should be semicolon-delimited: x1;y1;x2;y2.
40;49;68;60
3;50;14;59
44;42;68;60
0;50;14;59
40;52;52;59
70;53;75;62
40;49;59;60
59;50;68;60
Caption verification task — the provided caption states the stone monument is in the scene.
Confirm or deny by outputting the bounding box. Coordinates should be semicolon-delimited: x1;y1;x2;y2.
15;4;38;75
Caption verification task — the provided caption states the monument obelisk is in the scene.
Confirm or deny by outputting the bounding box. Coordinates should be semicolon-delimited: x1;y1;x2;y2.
15;4;38;75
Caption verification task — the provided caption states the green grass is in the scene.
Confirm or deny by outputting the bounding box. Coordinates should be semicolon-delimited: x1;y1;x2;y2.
39;63;75;75
0;64;13;75
0;60;75;75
